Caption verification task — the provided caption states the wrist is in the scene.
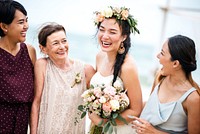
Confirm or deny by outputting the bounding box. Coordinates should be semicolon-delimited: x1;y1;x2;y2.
97;119;104;127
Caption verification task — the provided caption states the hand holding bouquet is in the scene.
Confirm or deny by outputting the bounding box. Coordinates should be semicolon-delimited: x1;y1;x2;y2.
78;81;130;134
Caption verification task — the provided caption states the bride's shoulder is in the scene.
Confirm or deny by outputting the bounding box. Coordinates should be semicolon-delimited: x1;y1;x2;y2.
124;55;137;66
121;55;138;73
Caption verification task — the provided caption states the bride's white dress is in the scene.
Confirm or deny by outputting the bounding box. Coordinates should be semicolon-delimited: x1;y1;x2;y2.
89;72;136;134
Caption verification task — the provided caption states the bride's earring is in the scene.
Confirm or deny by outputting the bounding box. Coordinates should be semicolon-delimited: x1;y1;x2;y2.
118;42;125;54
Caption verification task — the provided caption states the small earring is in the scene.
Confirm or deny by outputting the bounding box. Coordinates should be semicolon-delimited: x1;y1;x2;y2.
118;42;125;54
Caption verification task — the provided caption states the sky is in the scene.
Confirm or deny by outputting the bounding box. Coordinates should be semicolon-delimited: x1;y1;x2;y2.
17;0;200;84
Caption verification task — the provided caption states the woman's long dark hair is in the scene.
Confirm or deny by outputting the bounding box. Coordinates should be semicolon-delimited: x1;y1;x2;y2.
112;20;131;85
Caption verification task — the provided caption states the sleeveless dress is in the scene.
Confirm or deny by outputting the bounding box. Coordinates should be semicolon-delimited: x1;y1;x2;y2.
89;72;135;134
37;58;86;134
140;84;196;134
0;43;34;134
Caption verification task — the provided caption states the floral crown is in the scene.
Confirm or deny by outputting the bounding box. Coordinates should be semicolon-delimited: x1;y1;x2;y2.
94;6;140;34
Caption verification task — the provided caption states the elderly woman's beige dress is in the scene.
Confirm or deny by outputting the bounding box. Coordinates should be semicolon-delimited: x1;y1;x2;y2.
37;58;86;134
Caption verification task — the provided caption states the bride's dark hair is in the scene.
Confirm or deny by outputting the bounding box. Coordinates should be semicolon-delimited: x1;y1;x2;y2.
112;20;131;85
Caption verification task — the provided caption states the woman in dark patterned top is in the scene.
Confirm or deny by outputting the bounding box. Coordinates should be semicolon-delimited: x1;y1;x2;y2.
0;0;36;133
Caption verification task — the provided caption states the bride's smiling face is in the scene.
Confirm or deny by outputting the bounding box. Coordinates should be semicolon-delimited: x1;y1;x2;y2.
97;18;125;53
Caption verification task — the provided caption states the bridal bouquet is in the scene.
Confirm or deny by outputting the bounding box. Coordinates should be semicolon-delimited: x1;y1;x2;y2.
78;81;129;134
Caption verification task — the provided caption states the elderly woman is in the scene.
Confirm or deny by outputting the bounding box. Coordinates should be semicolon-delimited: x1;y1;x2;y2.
30;23;95;134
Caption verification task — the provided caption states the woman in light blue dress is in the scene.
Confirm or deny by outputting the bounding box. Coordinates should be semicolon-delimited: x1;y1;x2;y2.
87;6;143;134
131;35;200;134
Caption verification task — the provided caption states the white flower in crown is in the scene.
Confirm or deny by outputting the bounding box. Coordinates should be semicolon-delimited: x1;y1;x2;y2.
113;7;121;14
102;7;113;18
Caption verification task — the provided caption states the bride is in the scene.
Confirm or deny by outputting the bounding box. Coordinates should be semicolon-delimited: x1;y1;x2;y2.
88;6;142;134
